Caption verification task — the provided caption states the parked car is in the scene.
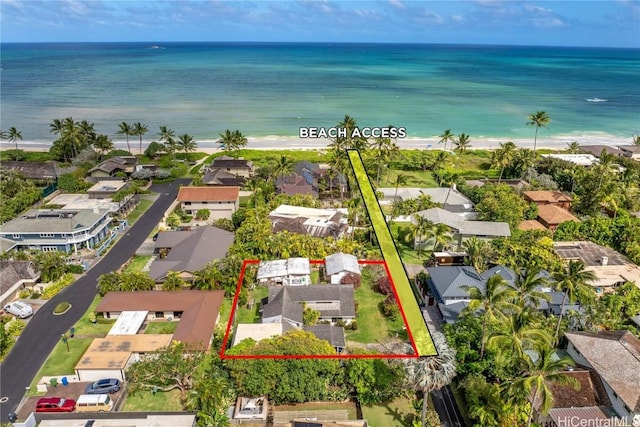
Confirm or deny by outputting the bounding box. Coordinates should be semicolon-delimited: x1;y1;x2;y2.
35;397;76;413
3;301;33;318
85;378;121;394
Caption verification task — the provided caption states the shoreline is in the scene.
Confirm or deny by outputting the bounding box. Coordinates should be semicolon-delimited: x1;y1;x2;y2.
0;133;635;154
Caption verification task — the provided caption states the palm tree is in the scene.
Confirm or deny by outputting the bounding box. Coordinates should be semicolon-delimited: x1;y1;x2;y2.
514;148;537;178
393;173;409;201
431;223;453;251
93;134;114;159
595;149;618;192
491;141;517;181
512;267;552;311
403;332;457;427
462;237;491;272
566;141;581;153
552;260;596;340
438;129;455;152
117;122;134;154
453;133;471;154
526;111;550;153
273;154;295;185
370;129;399;186
7;127;23;150
132;122;148;154
177;134;197;158
406;215;435;253
462;274;518;358
231;129;248;157
509;347;579;427
488;311;552;362
632;134;640;146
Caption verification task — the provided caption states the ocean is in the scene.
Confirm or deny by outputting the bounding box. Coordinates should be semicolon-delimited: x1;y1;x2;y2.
1;42;639;146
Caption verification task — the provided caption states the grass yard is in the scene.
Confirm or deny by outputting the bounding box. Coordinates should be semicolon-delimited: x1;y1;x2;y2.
274;401;358;420
124;255;152;273
121;389;183;412
27;338;93;395
234;286;269;324
72;295;115;337
144;321;179;335
127;198;154;224
362;396;416;427
205;149;332;168
382;169;438;188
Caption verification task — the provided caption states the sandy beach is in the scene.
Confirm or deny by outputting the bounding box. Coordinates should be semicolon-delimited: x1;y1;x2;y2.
0;133;635;155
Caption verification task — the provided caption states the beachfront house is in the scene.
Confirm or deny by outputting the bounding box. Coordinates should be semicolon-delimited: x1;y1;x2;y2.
378;186;476;218
0;208;112;254
209;156;255;177
88;156;138;178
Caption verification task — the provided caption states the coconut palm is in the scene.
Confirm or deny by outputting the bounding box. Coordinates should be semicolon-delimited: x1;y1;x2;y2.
566;141;581;153
403;332;457;427
438;129;455;152
117;122;134;154
453;133;471;154
488;311;552;362
272;154;295;184
552;260;596;340
93;134;114;159
511;267;552;311
7;127;23;150
462;237;491;272
514;148;538;178
159;126;178;160
632;134;640;146
509;346;578;427
526;111;550;153
177;134;197;158
595;149;618;192
462;274;518;358
132;122;148;154
431;223;453;251
370;129;399;186
406;215;435;253
393;173;409;201
491;141;517;181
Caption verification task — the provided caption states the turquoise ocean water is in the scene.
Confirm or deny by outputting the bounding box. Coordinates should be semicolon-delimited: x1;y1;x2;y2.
1;42;639;143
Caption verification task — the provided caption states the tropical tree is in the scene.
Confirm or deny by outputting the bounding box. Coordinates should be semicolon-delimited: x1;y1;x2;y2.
7;127;23;150
162;271;186;291
488;311;552;362
132;122;148;154
272;154;295;184
217;129;247;158
462;274;518;357
491;141;518;181
508;347;578;427
513;148;537;178
566;141;581;153
511;267;552;311
403;332;457;427
177;134;197;157
393;173;409;201
526;111;550;153
33;251;67;282
552;260;596;340
93;134;114;159
117;122;134;154
453;133;471;154
431;223;453;251
438;129;455;152
371;129;399;186
406;215;435;254
631;134;640;146
185;356;235;427
462;237;491;272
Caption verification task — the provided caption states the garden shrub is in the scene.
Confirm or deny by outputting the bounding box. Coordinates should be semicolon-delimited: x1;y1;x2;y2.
41;273;75;299
53;302;71;314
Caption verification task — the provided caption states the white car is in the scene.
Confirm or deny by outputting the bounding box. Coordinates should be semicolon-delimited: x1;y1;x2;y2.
4;301;34;318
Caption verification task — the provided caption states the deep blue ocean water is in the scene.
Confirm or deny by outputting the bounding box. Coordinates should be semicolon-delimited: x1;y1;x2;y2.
1;42;639;143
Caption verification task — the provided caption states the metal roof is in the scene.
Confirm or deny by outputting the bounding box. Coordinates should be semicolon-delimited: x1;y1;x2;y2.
108;311;148;335
324;253;360;276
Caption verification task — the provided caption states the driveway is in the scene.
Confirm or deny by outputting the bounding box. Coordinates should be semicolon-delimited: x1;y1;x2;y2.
0;179;190;419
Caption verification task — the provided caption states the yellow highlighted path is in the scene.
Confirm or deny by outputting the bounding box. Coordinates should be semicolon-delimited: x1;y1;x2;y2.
348;150;436;356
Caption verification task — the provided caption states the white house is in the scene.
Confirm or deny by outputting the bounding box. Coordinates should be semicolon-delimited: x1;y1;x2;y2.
324;252;361;284
256;258;311;286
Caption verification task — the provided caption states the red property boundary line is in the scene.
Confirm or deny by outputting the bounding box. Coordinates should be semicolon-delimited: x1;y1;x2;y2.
219;259;419;360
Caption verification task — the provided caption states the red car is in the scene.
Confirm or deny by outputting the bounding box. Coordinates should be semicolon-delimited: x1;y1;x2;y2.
35;397;76;412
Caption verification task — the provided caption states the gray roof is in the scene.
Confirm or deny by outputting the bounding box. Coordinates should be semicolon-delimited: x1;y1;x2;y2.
325;253;360;276
262;285;356;323
481;265;517;285
0;161;58;180
303;324;346;348
202;168;246;186
438;301;469;324
149;226;234;281
379;187;474;209
0;209;110;234
0;261;40;294
554;241;630;267
256;258;310;280
414;208;511;237
427;265;516;303
88;156;137;174
211;156;254;169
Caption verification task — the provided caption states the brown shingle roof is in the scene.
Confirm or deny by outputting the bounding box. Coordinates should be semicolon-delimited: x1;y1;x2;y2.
537;204;580;226
546;369;610;409
177;186;240;202
96;290;225;351
524;190;572;203
0;260;40;294
518;220;548;231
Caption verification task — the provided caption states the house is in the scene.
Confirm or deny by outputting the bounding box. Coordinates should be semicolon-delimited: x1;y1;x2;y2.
536;204;581;231
554;241;640;291
324;252;361;284
88;156;138;178
0;161;59;181
276;175;318;198
210;156;254;177
565;331;640;420
427;251;469;267
578;145;622;157
518;220;548;232
378;186;475;217
617;145;640;161
257;258;311;286
87;180;129;199
38;414;197;427
269;205;349;239
412;207;511;250
262;285;356;327
150;225;234;283
0;260;40;307
541;154;599;167
294;161;347;198
0;208;112;254
523;191;573;210
465;178;531;191
95;290;225;350
176;186;240;220
202;168;246;187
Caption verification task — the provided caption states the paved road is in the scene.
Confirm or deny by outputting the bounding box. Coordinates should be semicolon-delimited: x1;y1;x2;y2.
431;386;466;427
0;179;190;419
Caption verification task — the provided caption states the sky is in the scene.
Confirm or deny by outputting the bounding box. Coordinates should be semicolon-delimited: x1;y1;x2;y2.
1;0;639;48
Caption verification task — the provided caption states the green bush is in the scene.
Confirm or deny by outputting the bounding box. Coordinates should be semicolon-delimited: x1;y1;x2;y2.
66;264;84;274
53;302;71;314
88;312;97;323
6;319;26;336
41;273;75;300
18;289;31;299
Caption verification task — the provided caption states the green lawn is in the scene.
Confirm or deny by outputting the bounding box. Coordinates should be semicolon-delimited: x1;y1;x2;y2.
346;278;406;344
121;389;183;412
205;149;331;167
144;321;179;335
234;286;269;324
72;295;115;337
383;169;438;188
274;401;358;420
127;198;154;224
124;255;152;273
362;396;416;427
310;269;321;284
